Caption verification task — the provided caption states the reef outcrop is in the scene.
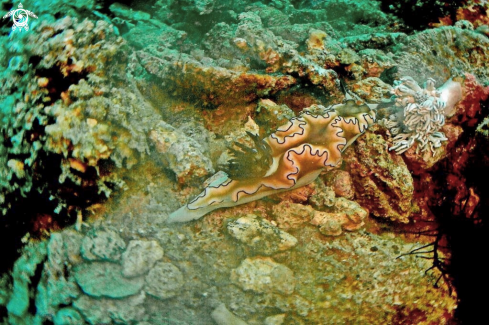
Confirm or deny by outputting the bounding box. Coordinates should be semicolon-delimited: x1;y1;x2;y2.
4;0;488;324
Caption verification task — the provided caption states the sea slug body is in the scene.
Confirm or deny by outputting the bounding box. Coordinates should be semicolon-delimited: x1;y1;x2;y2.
168;99;376;223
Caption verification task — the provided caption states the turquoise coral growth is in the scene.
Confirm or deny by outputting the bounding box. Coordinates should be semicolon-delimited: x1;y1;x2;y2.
0;17;150;218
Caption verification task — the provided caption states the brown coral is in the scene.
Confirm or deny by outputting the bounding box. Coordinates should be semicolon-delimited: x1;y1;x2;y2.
344;128;414;223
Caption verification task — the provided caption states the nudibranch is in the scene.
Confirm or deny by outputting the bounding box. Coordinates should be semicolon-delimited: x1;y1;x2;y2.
168;99;376;223
379;76;462;155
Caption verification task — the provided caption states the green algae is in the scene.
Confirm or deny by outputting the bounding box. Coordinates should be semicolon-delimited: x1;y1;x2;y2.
74;262;145;298
6;242;47;324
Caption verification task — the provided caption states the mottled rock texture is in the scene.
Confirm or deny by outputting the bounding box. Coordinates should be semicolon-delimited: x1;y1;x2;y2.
144;262;184;300
3;0;482;324
394;27;489;85
80;229;126;262
122;240;164;278
344;130;414;223
227;214;297;255
74;262;145;298
231;257;296;295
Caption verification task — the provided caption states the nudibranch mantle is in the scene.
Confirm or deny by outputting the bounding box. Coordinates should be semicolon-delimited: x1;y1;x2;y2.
168;101;376;223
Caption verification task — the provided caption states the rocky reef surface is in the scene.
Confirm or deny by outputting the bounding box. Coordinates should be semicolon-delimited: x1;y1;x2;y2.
1;0;489;324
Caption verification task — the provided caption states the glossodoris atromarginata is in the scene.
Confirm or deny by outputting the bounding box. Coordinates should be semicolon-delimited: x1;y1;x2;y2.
168;100;376;223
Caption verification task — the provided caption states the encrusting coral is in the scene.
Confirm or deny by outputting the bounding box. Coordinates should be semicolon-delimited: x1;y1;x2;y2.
379;76;462;155
0;16;159;221
168;96;376;223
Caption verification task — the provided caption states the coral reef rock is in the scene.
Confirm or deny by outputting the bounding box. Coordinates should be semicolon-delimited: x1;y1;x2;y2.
394;27;489;85
344;129;414;223
80;228;126;262
231;257;296;295
227;214;298;255
310;197;368;236
144;262;184;300
149;121;215;185
74;262;145;298
2;1;479;324
122;240;164;278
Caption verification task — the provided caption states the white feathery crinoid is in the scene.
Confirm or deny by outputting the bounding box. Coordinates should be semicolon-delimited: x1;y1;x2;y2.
380;76;460;156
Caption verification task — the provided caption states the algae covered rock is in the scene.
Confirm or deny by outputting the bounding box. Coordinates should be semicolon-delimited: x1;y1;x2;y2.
1;224;457;324
231;257;296;295
73;292;146;325
149;121;215;185
109;3;151;22
211;303;249;325
227;214;298;255
0;1;473;324
264;314;286;325
122;240;164;278
35;232;81;319
351;77;393;102
53;307;83;325
308;181;368;236
321;170;355;199
254;99;295;135
344;130;414;223
144;262;184;300
394;27;489;85
310;197;368;236
74;262;144;298
1;229;84;324
309;182;336;209
271;201;315;231
6;242;47;318
0;15;163;258
80;229;126;262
